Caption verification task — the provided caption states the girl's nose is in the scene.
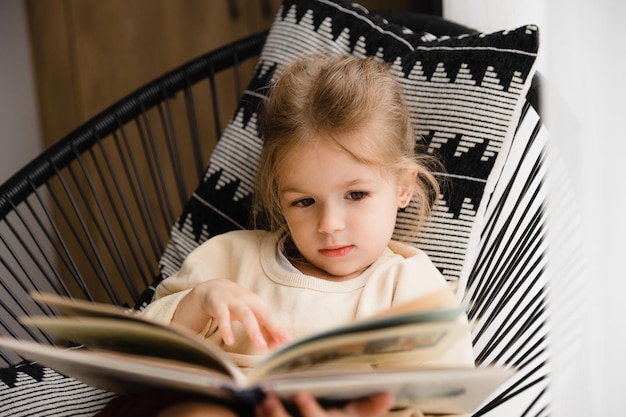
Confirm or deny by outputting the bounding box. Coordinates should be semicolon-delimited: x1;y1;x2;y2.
317;203;345;234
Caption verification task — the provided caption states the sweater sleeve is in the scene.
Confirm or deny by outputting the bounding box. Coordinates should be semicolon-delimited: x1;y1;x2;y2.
139;239;227;323
140;230;265;324
140;289;190;324
389;244;475;369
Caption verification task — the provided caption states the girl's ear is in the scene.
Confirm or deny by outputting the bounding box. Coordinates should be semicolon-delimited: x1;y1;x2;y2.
397;168;417;208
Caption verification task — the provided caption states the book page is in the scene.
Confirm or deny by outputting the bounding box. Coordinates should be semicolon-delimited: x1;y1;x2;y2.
0;336;239;398
31;292;143;320
22;316;246;383
261;366;514;415
249;316;467;382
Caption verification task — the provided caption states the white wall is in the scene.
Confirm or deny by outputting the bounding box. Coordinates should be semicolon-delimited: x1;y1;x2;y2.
443;0;545;33
0;0;43;184
544;1;626;416
444;1;626;416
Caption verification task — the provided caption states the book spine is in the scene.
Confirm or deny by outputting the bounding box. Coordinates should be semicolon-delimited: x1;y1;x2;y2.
231;386;266;404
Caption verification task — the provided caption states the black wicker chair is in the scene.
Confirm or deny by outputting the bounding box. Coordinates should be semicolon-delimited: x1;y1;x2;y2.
0;8;553;417
0;31;270;367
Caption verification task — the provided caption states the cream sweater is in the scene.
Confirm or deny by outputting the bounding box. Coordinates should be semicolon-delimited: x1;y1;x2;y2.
142;230;474;416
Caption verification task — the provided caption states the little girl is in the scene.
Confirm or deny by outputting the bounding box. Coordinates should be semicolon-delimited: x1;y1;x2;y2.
96;55;474;417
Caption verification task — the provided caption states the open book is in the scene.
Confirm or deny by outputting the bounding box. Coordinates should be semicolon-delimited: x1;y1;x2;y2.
0;291;513;414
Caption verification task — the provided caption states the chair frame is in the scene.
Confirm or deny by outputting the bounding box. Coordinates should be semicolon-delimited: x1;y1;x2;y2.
0;32;267;366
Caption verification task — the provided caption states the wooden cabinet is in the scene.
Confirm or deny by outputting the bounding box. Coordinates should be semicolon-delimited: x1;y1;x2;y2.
26;0;283;147
26;0;413;147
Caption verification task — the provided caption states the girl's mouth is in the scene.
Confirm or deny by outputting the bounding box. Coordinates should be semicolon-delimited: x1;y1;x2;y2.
319;245;353;258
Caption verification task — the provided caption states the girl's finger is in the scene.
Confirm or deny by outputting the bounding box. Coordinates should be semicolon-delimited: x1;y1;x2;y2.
257;393;291;417
260;325;291;349
252;307;291;348
344;392;394;417
239;301;289;349
294;392;394;417
236;305;269;348
293;392;326;416
256;314;291;348
214;303;235;345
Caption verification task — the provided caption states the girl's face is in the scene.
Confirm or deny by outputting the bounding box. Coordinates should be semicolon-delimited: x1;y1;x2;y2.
278;135;414;281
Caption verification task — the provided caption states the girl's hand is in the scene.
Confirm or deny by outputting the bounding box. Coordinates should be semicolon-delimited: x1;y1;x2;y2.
256;392;394;417
172;279;291;349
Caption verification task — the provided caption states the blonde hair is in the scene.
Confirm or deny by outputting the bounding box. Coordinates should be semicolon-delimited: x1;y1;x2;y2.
255;54;441;233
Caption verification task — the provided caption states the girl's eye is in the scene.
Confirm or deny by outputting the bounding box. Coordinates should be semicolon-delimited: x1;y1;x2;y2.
293;198;314;207
347;191;367;201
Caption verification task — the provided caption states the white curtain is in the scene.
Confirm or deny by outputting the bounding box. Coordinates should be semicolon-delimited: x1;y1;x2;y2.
444;1;626;416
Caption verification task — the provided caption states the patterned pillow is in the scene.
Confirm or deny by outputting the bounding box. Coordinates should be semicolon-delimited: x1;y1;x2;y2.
155;0;540;300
